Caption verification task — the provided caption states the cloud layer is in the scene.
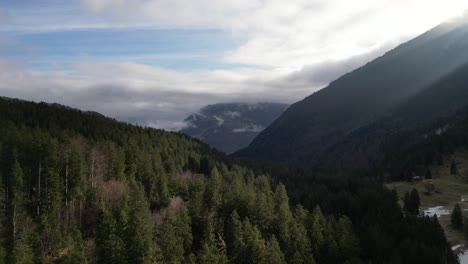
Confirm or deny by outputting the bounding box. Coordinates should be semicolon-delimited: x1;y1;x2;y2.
0;60;307;130
81;0;468;70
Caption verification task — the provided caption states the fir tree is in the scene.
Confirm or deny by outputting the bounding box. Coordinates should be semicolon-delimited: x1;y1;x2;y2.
451;160;458;175
451;203;463;230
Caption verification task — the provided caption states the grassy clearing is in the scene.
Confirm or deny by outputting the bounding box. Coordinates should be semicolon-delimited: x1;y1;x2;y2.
386;150;468;252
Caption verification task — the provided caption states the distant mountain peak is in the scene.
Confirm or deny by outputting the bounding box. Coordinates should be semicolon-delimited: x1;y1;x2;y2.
181;102;288;154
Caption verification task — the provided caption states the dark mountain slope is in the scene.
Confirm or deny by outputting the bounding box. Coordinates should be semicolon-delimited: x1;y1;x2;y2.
235;17;468;165
181;103;288;154
315;60;468;175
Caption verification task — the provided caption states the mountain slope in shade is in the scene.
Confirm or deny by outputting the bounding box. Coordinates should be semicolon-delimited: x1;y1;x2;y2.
235;15;468;165
313;60;468;174
181;103;288;154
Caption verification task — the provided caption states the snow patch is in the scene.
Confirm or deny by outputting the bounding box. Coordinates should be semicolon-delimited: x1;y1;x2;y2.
435;125;448;136
247;104;262;110
188;112;207;122
225;111;241;119
452;244;463;251
460;250;468;264
423;206;451;217
213;115;224;127
233;124;265;133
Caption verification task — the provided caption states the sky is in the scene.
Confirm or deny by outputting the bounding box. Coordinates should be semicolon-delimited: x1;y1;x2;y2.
0;0;467;130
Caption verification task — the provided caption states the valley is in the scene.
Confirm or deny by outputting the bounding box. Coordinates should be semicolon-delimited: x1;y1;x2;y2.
2;2;468;263
388;150;468;256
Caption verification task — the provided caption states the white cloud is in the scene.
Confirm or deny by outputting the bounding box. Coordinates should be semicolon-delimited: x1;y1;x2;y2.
80;0;260;29
80;0;468;71
0;60;306;130
225;0;468;69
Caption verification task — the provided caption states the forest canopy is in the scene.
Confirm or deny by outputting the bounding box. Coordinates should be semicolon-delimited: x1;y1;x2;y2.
0;98;459;263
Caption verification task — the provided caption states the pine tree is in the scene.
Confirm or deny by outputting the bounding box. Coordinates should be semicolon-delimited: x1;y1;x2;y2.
108;144;126;181
10;159;24;240
451;160;458;175
288;215;315;264
155;154;170;207
311;206;327;254
204;167;222;210
60;227;90;264
177;209;193;258
158;216;184;263
226;211;244;262
41;170;63;253
451;203;463;229
125;181;157;264
274;184;292;249
336;216;360;262
410;189;421;214
242;219;267;263
96;206;127;264
6;147;29;257
403;191;410;212
404;189;421;215
264;236;286;264
198;223;227;264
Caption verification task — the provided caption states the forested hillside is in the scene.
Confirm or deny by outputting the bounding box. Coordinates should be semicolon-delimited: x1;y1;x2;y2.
0;97;459;263
306;60;468;178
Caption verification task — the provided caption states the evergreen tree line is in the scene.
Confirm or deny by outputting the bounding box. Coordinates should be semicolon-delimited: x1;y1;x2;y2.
0;97;459;263
378;105;468;182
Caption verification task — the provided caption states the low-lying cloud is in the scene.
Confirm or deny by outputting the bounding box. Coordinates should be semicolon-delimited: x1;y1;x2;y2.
0;60;314;130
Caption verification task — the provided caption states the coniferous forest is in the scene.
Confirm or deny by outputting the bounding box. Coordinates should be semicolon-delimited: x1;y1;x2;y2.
0;97;459;264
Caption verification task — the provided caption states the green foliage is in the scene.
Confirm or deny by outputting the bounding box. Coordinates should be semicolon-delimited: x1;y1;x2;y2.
265;236;286;264
0;97;459;264
198;225;227;264
96;206;126;264
158;216;184;263
57;228;89;264
125;182;158;264
11;235;34;264
274;184;292;249
336;216;360;262
204;167;222;210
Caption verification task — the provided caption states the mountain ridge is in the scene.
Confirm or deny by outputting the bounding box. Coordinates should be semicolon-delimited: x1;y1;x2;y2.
235;16;468;166
181;102;288;154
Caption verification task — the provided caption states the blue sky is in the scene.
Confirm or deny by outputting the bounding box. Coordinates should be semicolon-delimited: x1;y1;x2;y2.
1;0;467;130
2;29;235;70
0;0;237;71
